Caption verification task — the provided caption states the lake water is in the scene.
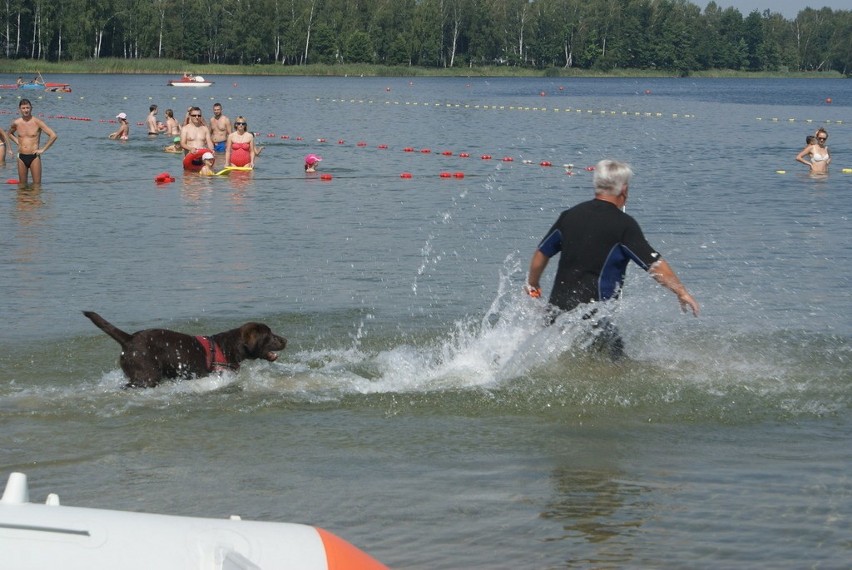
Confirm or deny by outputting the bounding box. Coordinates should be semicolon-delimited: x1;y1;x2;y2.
1;75;850;568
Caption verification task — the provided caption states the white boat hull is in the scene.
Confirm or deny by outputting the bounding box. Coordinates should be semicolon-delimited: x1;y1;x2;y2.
0;472;387;570
169;81;213;87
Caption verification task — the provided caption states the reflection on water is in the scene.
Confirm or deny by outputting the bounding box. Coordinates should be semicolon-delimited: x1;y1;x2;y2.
10;187;47;265
542;467;639;545
14;187;45;221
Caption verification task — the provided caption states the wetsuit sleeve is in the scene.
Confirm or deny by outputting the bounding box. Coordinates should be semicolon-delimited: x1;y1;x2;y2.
537;219;563;258
620;217;661;270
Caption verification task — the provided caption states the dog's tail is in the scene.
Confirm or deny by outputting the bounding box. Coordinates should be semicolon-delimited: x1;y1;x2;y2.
83;311;133;347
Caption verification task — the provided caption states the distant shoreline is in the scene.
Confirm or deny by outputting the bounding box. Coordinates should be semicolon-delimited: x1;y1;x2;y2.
1;58;846;79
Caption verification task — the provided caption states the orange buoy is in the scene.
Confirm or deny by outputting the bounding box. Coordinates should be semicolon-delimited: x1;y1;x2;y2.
320;174;333;181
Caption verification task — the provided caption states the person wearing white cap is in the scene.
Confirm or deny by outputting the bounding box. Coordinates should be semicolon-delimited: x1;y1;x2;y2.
198;151;216;176
109;113;129;140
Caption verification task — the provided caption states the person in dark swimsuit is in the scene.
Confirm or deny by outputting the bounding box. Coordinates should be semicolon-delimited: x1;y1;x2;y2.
8;99;57;186
526;159;699;358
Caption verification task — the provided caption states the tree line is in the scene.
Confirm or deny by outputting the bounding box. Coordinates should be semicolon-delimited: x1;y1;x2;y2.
5;0;851;75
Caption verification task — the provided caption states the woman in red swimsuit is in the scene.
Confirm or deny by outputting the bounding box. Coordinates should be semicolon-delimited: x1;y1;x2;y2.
224;116;256;168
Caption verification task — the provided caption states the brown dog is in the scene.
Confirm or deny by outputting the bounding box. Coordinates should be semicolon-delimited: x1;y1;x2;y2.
83;311;287;388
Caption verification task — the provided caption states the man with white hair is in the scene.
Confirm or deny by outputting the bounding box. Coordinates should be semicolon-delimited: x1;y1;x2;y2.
525;159;699;357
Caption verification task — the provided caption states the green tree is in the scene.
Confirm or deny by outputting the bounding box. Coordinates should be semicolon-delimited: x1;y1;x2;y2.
345;30;373;63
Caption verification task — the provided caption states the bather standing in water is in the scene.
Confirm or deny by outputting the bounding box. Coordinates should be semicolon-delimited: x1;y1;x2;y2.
8;98;58;186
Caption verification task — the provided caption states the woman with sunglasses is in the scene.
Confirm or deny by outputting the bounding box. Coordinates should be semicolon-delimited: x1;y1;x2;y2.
796;128;831;175
224;116;256;168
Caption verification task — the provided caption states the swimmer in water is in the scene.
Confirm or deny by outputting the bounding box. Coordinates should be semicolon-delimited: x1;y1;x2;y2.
304;153;322;173
108;113;129;140
198;151;216;176
8;98;58;186
796;128;830;175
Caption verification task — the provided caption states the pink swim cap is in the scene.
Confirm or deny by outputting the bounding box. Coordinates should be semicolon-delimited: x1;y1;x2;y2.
305;154;322;165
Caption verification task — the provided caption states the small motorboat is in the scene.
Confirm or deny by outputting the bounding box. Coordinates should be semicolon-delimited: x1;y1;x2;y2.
44;83;72;93
1;472;388;570
168;74;213;87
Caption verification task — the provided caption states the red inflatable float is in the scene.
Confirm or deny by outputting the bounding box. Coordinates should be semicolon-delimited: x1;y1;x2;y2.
183;148;214;172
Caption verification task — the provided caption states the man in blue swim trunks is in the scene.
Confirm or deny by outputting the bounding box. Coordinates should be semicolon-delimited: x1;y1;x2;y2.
8;99;57;186
209;102;231;153
526;159;699;358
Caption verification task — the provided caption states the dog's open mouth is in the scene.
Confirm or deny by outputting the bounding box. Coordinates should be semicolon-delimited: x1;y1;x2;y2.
265;352;279;362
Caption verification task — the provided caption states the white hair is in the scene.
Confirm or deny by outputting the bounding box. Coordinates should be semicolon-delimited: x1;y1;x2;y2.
593;159;633;196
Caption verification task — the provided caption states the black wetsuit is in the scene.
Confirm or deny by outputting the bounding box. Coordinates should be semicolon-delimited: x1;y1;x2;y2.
537;199;661;357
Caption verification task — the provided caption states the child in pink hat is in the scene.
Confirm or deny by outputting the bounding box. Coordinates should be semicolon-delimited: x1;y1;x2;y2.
304;153;322;173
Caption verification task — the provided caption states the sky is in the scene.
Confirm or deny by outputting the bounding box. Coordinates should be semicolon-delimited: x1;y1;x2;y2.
709;0;852;19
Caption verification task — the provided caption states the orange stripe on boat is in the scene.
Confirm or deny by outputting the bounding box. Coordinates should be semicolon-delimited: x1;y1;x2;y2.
316;527;389;570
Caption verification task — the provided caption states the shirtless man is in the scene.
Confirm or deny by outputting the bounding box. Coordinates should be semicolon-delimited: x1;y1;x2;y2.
146;104;160;136
180;107;214;154
209;103;232;153
8;99;58;186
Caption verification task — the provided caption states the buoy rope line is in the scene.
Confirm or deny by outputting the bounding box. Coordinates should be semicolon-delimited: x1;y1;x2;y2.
3;108;846;182
317;97;697;119
756;117;846;125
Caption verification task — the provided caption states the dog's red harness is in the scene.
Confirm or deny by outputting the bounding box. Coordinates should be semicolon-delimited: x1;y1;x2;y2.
196;336;238;373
